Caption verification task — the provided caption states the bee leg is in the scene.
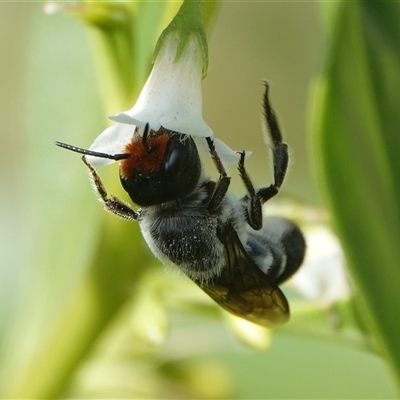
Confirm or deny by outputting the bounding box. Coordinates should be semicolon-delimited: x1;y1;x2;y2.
81;156;139;221
256;81;289;204
205;137;231;212
237;152;263;230
238;82;289;229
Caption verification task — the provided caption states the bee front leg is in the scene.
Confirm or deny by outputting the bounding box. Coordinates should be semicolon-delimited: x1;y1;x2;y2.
82;156;139;221
205;137;231;212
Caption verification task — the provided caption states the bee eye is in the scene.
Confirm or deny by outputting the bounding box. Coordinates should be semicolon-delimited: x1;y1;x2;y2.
163;140;191;178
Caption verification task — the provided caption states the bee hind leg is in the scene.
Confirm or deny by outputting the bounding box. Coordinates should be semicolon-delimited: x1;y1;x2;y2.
257;81;289;203
239;82;289;230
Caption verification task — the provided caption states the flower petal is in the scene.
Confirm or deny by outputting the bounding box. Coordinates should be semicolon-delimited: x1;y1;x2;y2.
291;226;351;306
86;123;135;166
109;33;212;138
195;137;252;164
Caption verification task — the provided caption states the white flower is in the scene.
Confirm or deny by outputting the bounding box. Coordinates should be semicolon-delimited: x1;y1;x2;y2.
290;226;351;307
86;33;245;166
110;33;210;137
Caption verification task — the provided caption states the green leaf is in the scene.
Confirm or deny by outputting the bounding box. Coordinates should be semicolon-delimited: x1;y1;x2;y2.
312;2;400;388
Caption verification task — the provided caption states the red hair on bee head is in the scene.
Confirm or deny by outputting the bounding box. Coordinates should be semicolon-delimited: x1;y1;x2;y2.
120;127;170;179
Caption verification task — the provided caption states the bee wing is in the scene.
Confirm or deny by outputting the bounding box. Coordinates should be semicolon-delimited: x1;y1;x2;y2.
196;227;290;327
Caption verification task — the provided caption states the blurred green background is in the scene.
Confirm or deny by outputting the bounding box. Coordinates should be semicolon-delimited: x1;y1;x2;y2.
0;2;398;399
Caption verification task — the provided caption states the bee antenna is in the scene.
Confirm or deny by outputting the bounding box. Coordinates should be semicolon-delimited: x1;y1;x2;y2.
55;141;130;160
142;122;152;153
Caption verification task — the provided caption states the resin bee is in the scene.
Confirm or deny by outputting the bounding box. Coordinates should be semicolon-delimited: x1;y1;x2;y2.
55;83;305;327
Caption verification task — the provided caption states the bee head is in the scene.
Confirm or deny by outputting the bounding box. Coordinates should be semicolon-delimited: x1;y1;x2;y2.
119;125;202;206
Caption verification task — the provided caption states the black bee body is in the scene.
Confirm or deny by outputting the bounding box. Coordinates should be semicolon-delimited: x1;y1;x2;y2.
139;183;228;281
55;83;306;327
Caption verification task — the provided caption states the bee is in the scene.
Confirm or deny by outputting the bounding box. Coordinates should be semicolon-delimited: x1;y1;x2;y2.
55;82;305;327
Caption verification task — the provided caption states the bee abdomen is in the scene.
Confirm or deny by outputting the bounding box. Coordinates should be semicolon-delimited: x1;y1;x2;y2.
247;216;306;285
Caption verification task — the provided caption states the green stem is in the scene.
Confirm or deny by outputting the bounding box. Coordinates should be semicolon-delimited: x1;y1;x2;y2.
154;0;209;78
67;3;138;113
